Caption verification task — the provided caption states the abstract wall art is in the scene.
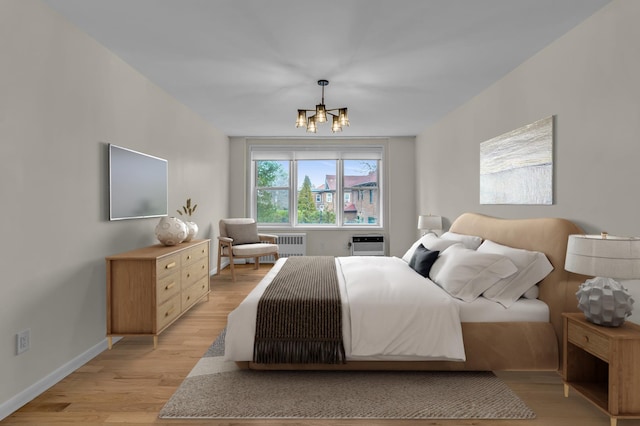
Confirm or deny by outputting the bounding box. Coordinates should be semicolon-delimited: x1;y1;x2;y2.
480;116;553;205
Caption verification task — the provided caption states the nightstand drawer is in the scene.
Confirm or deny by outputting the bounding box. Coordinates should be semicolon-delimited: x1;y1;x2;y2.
568;321;609;361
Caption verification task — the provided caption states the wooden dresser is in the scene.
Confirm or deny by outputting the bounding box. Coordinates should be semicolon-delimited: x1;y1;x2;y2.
106;239;210;348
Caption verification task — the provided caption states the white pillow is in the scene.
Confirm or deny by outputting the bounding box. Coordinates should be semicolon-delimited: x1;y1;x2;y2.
440;231;483;250
523;285;539;299
477;240;554;308
429;244;517;302
401;233;460;263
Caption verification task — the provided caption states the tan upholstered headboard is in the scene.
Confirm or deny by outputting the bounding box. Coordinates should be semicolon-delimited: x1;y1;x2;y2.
450;213;586;353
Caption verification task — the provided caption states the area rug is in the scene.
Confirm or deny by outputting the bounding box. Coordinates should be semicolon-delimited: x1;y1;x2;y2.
159;329;535;420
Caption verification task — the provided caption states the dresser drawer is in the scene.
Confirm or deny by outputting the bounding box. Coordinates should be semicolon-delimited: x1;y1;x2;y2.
156;272;180;304
182;276;209;311
157;254;180;278
182;243;209;266
182;258;208;287
156;294;180;331
568;321;609;361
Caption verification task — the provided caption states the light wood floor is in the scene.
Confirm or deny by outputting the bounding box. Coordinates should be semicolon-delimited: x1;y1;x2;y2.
2;263;636;425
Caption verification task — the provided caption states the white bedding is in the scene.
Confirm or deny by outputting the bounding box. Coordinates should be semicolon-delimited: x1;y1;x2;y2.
224;256;549;363
341;256;464;360
456;296;549;322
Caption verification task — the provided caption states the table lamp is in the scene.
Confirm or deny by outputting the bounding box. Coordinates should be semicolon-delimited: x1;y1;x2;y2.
564;233;640;327
418;215;442;236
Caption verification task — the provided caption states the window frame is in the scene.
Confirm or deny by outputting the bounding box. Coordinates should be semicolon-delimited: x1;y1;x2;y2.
250;145;383;230
253;160;292;225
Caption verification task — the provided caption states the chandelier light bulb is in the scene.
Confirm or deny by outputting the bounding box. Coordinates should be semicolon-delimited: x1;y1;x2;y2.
316;104;327;123
296;80;349;133
338;108;349;127
306;116;317;133
331;115;342;133
296;110;307;128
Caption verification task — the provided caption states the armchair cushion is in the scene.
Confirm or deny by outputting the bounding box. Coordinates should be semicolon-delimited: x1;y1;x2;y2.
231;243;279;257
225;222;260;245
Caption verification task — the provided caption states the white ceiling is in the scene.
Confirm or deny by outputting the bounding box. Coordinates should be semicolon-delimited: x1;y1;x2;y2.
42;0;610;138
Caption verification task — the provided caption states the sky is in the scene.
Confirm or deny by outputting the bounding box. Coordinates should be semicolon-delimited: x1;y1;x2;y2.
297;160;376;189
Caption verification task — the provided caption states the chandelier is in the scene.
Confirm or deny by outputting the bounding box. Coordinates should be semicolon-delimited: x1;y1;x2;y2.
296;79;350;133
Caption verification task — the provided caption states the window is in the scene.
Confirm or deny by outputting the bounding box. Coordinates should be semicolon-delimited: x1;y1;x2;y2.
255;160;290;224
251;146;382;228
343;159;379;225
298;160;337;225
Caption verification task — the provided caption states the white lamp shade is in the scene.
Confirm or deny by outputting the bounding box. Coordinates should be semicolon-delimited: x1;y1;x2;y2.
417;215;442;231
565;234;640;279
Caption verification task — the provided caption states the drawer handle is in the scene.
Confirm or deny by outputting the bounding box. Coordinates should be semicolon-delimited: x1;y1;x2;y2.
584;335;590;343
201;265;205;269
187;255;192;260
187;296;191;301
187;273;191;278
165;262;176;269
165;307;176;317
201;249;205;254
165;282;175;290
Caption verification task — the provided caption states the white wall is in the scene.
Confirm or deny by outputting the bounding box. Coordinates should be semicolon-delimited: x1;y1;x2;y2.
0;0;229;414
415;0;640;320
416;0;639;237
229;137;416;257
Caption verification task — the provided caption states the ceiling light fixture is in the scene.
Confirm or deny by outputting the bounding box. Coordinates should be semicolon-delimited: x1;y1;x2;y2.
296;80;349;133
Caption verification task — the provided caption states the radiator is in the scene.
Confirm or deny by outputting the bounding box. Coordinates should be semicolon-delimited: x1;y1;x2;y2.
260;233;307;263
351;235;385;256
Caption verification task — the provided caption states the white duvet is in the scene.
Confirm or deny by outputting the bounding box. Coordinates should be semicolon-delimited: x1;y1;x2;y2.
224;256;466;362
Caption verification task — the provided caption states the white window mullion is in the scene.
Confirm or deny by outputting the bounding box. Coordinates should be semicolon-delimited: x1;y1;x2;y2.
292;160;298;226
336;160;343;226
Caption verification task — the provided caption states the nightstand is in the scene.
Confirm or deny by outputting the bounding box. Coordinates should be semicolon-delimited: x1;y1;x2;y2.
562;313;640;426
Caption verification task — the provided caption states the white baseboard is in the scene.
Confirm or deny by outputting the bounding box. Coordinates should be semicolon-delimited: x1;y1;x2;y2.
2;261;230;421
0;336;121;421
211;258;230;275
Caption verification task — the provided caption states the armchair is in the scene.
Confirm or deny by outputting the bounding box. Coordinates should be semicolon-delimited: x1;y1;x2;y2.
217;218;279;281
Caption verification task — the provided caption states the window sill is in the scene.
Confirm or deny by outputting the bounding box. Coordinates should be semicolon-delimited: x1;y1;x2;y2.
258;225;384;232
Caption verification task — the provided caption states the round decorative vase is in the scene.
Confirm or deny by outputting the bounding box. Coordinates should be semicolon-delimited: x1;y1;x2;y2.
576;277;634;327
155;217;188;246
183;221;198;242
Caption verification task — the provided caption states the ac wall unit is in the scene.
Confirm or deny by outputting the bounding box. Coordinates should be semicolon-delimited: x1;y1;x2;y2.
351;235;385;256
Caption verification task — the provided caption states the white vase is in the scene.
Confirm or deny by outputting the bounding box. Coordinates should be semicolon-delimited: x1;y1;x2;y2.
183;221;198;242
576;277;635;327
155;217;188;246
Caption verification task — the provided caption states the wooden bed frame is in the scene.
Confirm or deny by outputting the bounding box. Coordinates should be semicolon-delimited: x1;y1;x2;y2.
239;213;586;372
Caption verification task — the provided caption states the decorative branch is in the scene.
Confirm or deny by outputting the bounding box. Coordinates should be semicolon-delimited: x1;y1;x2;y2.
177;198;198;217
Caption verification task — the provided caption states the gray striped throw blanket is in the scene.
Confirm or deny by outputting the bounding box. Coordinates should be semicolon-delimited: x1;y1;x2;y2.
253;256;346;364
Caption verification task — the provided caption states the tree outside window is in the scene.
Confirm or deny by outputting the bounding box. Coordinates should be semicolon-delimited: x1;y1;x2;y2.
256;160;289;224
297;160;336;225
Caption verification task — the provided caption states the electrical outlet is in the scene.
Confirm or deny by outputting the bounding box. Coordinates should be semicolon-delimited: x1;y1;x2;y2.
16;329;30;355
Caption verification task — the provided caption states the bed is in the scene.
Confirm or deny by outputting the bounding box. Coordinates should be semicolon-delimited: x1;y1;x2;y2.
225;213;586;371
